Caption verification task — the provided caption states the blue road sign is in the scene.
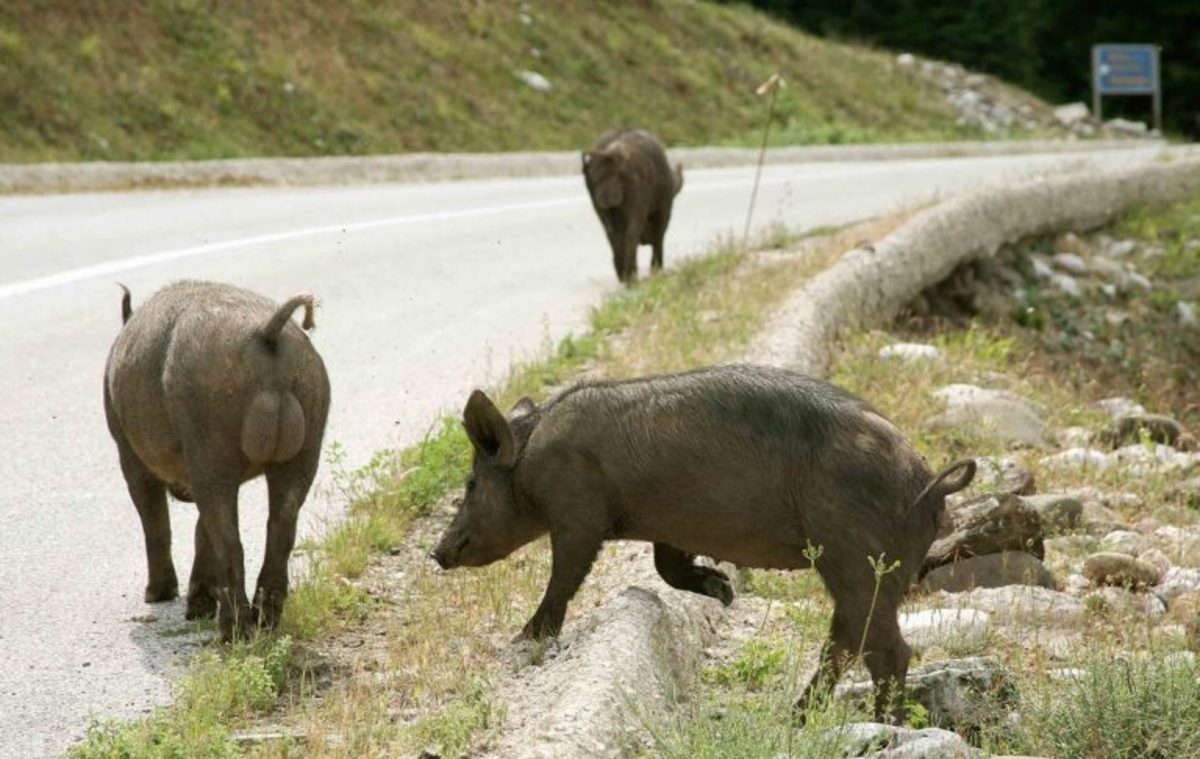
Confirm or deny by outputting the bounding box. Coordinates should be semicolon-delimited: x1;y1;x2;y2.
1091;44;1161;130
1093;44;1159;94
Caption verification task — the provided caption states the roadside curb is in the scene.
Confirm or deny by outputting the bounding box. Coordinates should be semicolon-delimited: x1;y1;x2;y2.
485;147;1200;756
749;147;1200;373
0;139;1162;195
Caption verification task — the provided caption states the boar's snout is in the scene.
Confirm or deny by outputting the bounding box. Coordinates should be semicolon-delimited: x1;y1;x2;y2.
430;534;468;570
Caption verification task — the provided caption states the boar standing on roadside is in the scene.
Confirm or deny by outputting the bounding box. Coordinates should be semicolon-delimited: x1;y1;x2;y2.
582;128;683;285
105;281;330;641
431;364;974;722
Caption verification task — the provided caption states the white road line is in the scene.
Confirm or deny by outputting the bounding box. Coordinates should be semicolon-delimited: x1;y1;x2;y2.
0;157;1036;303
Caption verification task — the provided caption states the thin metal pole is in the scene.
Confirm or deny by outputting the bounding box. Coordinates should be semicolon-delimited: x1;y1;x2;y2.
743;74;782;251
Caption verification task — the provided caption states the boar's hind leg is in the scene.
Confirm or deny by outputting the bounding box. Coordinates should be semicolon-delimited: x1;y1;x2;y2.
185;520;217;620
116;441;178;603
254;451;319;629
801;567;912;724
653;543;733;605
795;610;854;722
520;530;603;641
193;479;253;642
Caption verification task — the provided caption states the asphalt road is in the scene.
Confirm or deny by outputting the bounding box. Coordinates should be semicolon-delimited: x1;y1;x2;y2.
0;145;1166;756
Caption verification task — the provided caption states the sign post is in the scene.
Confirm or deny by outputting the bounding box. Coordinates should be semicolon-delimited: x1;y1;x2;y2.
1092;44;1161;131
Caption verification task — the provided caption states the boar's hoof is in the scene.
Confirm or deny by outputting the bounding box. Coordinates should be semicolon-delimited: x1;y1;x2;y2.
185;584;217;620
700;571;735;606
144;574;179;603
252;587;286;630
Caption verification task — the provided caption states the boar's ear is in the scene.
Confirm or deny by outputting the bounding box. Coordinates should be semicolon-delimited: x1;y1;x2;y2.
509;396;537;420
463;390;515;466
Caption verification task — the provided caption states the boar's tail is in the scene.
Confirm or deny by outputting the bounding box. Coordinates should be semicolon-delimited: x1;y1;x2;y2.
241;390;307;464
672;163;684;195
260;293;316;346
907;458;976;517
118;283;132;324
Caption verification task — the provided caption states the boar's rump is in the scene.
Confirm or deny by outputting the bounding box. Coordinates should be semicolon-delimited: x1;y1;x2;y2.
104;280;330;641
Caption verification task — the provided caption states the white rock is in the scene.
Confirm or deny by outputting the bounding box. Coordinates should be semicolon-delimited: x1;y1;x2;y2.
1153;525;1200;567
1041;447;1110;471
1053;102;1090;126
1110;444;1200;476
1062;572;1091;594
1056;426;1094;447
1029;255;1054;279
1047;667;1087;681
936;586;1085;626
1139;548;1174;575
1105;239;1138;258
931;385;1048;448
1051;252;1088;274
897;52;915;66
1177;301;1198;328
517;70;552;92
1105;117;1148;135
1123;270;1152;291
899;608;991;654
1101;529;1149;556
1050;273;1081;296
1097;397;1147;419
879;342;941;361
1155;566;1200;601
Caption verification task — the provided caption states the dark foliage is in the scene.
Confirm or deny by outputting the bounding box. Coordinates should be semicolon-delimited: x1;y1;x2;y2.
734;0;1200;136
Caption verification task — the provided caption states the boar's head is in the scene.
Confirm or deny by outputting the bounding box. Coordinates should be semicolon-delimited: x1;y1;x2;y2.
431;391;544;569
582;145;625;209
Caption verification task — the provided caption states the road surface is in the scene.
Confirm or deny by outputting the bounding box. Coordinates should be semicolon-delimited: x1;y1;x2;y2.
0;145;1166;756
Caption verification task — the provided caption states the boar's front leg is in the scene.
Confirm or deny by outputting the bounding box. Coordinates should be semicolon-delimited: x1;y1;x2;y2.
653;543;734;605
254;452;319;629
520;528;603;641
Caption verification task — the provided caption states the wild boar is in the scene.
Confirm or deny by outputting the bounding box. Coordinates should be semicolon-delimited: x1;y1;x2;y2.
104;281;330;641
582;128;684;285
431;364;974;722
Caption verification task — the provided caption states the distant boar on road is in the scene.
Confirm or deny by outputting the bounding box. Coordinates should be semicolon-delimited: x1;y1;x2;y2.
105;281;330;641
431;364;974;722
582;128;683;285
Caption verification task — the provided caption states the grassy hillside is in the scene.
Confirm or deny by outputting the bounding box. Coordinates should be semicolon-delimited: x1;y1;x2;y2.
0;0;979;163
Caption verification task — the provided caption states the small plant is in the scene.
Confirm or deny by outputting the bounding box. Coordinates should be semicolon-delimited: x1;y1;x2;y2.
705;640;787;690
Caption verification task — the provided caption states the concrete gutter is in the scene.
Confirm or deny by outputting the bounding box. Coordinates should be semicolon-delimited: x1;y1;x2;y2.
486;147;1200;757
0;138;1162;195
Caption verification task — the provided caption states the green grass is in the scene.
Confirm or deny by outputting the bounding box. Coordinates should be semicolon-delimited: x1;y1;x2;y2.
992;653;1200;757
0;0;994;163
71;636;293;759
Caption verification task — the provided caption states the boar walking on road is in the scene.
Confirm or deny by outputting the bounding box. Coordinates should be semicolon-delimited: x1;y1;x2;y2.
431;365;975;722
582;128;683;285
105;281;330;641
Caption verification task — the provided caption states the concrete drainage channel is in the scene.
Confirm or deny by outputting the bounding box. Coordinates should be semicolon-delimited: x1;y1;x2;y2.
0;139;1163;194
484;149;1200;758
